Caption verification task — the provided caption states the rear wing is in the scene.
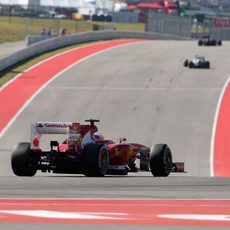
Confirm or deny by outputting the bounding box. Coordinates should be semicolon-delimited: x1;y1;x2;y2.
30;122;73;150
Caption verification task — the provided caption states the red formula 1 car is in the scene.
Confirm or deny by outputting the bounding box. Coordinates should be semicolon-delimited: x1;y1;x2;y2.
11;119;185;177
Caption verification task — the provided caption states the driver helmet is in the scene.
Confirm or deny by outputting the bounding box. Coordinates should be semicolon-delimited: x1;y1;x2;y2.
93;132;104;141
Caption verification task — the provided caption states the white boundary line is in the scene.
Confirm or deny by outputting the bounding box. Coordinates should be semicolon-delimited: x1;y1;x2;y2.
210;75;230;177
0;40;143;139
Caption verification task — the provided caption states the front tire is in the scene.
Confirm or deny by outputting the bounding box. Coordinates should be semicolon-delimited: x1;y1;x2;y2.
189;62;194;68
149;144;172;177
184;60;188;67
81;143;109;177
11;142;37;176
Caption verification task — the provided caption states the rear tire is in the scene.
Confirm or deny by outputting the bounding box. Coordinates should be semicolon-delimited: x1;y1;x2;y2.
198;40;203;46
11;142;37;176
184;60;188;67
218;40;222;46
206;61;210;69
81;143;109;177
149;144;172;177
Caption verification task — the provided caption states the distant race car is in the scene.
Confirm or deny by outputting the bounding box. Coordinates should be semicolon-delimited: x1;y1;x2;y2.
184;55;210;69
198;37;222;46
11;119;185;177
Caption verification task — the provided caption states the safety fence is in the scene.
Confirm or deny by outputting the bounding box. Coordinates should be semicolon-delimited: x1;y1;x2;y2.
146;11;230;40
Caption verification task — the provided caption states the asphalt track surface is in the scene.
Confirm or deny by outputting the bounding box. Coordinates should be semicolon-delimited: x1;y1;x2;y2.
0;40;230;229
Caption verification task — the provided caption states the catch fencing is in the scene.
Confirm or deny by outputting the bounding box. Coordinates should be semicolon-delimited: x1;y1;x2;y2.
146;11;230;40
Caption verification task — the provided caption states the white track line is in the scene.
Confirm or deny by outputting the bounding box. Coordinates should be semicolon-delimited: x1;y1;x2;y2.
210;75;230;177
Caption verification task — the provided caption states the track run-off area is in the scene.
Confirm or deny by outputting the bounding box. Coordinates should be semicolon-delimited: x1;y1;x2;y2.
0;199;230;227
0;39;230;229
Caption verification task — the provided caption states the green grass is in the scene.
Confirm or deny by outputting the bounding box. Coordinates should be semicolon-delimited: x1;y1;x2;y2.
0;16;144;85
0;16;145;43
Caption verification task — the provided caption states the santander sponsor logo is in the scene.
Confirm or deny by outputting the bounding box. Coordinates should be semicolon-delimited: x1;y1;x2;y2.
46;123;69;128
36;122;71;129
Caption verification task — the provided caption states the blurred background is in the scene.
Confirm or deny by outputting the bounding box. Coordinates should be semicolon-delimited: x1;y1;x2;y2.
0;0;229;43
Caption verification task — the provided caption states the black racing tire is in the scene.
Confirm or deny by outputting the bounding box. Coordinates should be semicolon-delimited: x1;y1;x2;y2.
149;144;172;177
218;40;222;46
11;142;38;176
184;60;188;67
81;143;109;177
198;40;203;46
206;61;210;69
189;62;194;68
